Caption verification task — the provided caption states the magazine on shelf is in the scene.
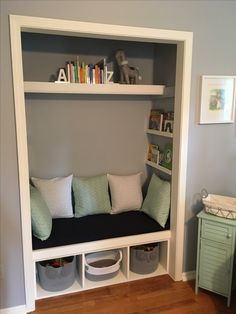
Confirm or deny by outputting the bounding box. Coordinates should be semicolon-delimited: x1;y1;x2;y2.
163;111;174;133
148;109;163;131
164;119;174;133
147;144;159;164
160;143;173;170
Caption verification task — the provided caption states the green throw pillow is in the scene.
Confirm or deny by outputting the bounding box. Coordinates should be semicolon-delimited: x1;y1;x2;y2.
30;185;52;240
141;174;170;227
73;175;111;218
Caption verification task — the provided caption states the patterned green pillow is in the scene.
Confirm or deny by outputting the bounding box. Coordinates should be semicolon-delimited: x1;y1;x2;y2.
73;175;111;218
30;185;52;240
141;174;170;227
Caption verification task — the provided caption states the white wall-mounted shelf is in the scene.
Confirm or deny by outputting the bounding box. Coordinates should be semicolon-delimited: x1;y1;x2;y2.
146;160;172;175
24;81;165;95
150;86;175;99
146;129;173;138
160;86;175;98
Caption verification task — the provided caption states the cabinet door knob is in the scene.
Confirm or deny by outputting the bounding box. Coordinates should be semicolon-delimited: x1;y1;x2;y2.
227;234;232;239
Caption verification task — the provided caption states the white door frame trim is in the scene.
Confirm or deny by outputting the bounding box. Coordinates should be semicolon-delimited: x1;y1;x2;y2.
9;14;192;312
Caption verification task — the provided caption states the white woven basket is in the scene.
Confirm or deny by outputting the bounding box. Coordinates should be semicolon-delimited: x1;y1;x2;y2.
85;250;122;276
202;193;236;219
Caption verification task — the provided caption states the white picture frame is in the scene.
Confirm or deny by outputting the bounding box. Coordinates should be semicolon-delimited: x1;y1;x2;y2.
164;119;174;133
199;75;236;124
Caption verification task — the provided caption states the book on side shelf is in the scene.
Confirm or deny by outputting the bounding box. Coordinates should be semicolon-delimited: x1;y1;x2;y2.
160;143;173;170
163;111;174;133
149;110;163;131
147;144;159;164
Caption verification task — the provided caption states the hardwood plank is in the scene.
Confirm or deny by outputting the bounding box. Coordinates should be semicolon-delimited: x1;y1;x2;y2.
30;275;236;313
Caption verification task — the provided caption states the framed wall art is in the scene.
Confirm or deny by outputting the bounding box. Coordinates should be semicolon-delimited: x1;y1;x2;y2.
199;75;236;124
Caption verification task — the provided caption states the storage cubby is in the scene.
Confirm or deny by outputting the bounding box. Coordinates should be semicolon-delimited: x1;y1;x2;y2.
36;255;83;299
10;15;192;311
129;241;169;280
35;241;169;299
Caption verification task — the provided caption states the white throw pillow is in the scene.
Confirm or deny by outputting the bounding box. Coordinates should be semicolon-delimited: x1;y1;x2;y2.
107;173;143;214
31;174;73;218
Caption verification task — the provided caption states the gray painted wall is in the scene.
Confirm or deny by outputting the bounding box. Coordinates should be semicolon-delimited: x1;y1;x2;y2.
1;0;236;309
22;34;175;181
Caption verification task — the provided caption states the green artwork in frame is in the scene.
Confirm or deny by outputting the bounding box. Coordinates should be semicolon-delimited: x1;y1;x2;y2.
161;143;172;170
209;88;225;111
199;75;236;124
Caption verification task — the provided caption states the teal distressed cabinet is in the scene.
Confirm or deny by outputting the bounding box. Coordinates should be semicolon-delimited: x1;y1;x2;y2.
195;210;236;306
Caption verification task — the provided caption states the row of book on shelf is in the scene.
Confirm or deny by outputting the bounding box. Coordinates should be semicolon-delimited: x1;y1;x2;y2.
149;109;174;133
147;142;172;170
56;57;113;84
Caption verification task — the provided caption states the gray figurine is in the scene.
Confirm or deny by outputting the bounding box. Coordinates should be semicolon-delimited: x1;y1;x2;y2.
115;49;141;84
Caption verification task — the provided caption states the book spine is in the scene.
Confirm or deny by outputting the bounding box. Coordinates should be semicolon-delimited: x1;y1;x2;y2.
80;65;83;83
81;62;85;83
99;67;101;84
76;57;80;83
160;114;163;131
64;58;109;84
92;68;95;84
104;65;107;84
74;63;78;83
94;65;98;84
70;62;74;83
100;69;104;84
66;62;71;82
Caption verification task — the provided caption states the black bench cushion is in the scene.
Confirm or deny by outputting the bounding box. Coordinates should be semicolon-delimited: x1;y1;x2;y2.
32;210;170;250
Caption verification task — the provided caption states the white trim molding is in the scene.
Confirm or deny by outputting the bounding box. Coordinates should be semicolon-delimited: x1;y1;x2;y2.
182;271;196;282
0;305;27;314
9;14;193;310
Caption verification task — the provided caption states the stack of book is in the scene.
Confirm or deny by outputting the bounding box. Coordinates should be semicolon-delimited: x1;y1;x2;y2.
63;58;112;84
66;58;105;84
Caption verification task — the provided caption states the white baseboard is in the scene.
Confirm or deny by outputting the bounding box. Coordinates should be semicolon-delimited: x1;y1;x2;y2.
0;305;27;314
182;271;196;282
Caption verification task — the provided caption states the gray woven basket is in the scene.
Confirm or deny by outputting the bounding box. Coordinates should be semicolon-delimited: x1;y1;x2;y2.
37;256;76;291
130;243;159;274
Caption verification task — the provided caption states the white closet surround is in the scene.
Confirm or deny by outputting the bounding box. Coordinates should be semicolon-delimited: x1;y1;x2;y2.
9;15;192;312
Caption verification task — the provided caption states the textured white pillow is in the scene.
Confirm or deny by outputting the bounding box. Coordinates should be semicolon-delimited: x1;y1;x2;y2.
31;174;73;218
107;173;143;214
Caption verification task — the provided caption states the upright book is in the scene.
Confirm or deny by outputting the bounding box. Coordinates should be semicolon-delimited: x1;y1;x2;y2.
149;110;163;131
147;144;159;164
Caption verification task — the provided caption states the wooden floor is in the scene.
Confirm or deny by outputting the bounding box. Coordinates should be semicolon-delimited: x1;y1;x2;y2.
31;275;236;314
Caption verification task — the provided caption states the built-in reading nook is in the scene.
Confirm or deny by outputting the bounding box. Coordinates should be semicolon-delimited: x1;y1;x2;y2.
10;15;192;312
